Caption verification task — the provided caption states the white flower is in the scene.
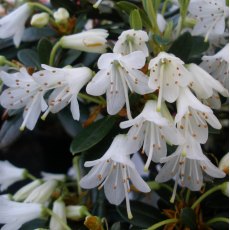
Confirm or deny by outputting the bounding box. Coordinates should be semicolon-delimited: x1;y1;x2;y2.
0;160;26;191
0;3;32;47
113;29;149;56
31;12;49;28
148;52;192;111
176;87;222;143
49;200;67;230
33;64;92;120
41;172;66;181
157;13;167;33
200;43;229;89
0;68;48;130
60;29;109;53
13;180;42;202
120;100;184;170
188;0;229;41
80;134;150;219
66;205;89;220
53;8;69;23
24;180;58;203
187;63;228;99
156;135;225;202
86;51;152;118
0;196;43;230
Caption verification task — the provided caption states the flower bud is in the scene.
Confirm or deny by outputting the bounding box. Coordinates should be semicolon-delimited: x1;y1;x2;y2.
31;12;49;28
221;182;229;197
219;152;229;174
66;205;89;220
0;56;6;66
13;179;42;201
53;8;69;24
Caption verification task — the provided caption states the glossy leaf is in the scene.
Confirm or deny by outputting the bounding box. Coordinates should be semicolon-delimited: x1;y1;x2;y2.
37;38;52;65
179;207;197;230
70;116;117;154
17;49;40;69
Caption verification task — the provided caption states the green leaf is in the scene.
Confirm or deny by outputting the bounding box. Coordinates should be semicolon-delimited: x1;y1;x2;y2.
111;222;121;230
129;9;143;30
179;207;197;230
17;49;40;68
20;219;47;230
70;116;117;154
116;200;164;228
116;1;139;14
37;38;52;65
168;32;209;63
59;49;82;67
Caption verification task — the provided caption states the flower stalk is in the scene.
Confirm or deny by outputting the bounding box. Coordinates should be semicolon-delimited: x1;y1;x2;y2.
147;218;178;230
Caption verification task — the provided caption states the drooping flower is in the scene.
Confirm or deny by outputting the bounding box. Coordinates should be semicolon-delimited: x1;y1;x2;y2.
13;180;42;202
148;52;192;111
188;0;229;41
0;196;43;230
187;63;228;99
80;134;150;219
60;29;109;53
156;134;225;202
120;100;184;170
24;180;58;203
0;160;26;191
33;64;93;120
49;200;67;230
0;68;48;130
86;51;152;118
113;29;149;56
200;43;229;89
176;87;222;143
0;3;32;47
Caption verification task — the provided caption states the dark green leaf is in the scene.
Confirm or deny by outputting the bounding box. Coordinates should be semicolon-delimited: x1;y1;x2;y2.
37;38;53;65
70;116;117;154
168;32;209;63
111;222;121;230
117;200;164;228
129;9;143;30
59;49;82;67
179;207;197;230
116;1;139;14
22;27;56;42
17;49;40;68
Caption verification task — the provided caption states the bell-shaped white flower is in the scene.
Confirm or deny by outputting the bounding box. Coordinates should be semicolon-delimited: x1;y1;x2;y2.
49;200;67;230
187;63;228;99
200;43;229;89
86;51;152;118
24;180;58;203
80;134;150;219
0;160;26;191
60;29;109;53
33;64;93;121
0;3;32;47
148;52;192;111
156;134;225;202
53;8;69;23
176;87;222;143
0;68;48;130
113;29;149;56
13;180;42;202
120;100;184;170
0;196;43;230
31;12;49;28
188;0;229;41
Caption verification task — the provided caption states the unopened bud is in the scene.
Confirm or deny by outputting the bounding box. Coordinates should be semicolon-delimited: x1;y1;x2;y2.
66;205;89;221
31;12;49;28
53;8;69;24
219;152;229;174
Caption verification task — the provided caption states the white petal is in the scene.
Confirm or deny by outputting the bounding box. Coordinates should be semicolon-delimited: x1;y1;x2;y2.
70;96;80;120
120;51;146;69
97;53;120;69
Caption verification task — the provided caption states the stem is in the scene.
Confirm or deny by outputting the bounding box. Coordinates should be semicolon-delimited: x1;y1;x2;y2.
147;218;178;230
23;170;37;181
49;40;62;66
185;189;190;204
206;217;229;225
44;207;71;230
29;2;53;15
161;0;170;15
191;184;222;210
73;156;82;195
3;60;19;68
78;93;105;105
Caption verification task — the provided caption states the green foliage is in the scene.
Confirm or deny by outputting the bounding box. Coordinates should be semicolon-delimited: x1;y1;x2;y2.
129;9;143;30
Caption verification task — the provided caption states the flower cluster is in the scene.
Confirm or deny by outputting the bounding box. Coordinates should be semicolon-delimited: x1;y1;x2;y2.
0;0;228;229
